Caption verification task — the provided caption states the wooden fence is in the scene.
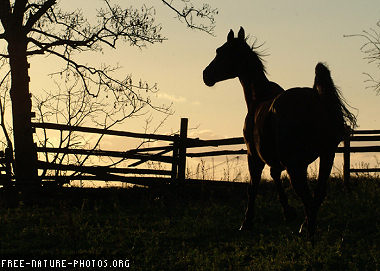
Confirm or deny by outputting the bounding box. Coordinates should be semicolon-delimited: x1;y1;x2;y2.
1;118;379;187
339;129;380;182
29;118;247;186
185;126;380;184
31;121;182;187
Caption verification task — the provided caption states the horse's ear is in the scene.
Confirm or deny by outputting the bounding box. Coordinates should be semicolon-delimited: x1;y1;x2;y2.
238;27;245;40
227;29;234;42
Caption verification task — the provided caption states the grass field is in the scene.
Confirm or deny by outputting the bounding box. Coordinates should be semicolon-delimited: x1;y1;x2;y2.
1;177;380;270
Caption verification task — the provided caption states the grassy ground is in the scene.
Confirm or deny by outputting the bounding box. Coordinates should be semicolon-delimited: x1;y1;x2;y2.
1;177;380;270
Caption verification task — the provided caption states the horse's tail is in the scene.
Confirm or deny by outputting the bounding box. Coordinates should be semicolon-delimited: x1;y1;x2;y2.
313;62;357;134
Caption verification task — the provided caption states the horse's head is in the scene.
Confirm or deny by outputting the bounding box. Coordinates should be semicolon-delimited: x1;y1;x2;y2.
203;27;252;87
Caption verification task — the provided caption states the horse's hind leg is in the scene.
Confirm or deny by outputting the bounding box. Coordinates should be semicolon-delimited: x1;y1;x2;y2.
287;166;316;239
270;167;297;222
314;152;335;211
240;153;264;231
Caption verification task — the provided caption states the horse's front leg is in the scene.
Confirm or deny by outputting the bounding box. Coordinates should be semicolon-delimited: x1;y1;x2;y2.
240;152;264;231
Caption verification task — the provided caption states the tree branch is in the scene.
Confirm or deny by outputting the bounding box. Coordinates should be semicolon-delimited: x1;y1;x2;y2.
0;0;12;31
24;0;56;32
345;20;380;94
25;3;165;57
27;35;96;55
161;0;217;35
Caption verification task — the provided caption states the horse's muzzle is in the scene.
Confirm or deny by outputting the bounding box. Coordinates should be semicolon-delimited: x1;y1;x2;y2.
203;69;215;87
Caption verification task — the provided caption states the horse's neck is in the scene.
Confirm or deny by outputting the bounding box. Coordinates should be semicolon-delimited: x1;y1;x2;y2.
239;73;271;112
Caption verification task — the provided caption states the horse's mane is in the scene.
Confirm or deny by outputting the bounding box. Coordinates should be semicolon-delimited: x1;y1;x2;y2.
243;36;267;75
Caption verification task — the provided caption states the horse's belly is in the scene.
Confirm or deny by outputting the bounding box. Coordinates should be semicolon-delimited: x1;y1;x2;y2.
254;129;282;168
257;147;280;168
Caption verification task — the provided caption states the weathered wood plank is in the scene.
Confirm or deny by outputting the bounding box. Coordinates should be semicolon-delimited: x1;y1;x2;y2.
352;129;380;135
350;168;380;173
128;148;173;167
187;149;247;157
37;161;172;176
188;146;380;157
336;146;380;153
350;135;380;141
37;147;173;163
124;145;172;154
32;122;175;141
42;175;170;186
186;137;245;148
348;146;380;153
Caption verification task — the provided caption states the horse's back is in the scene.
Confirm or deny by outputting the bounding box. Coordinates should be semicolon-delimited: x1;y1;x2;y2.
272;88;322;121
271;87;326;167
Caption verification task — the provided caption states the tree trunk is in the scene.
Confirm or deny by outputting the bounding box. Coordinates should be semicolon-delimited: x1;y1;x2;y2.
8;36;39;189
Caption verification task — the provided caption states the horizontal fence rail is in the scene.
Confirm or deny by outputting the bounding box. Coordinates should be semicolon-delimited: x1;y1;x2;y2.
187;137;245;148
337;146;380;153
37;147;174;164
351;130;380;134
187;149;247;158
31;122;176;142
37;161;172;176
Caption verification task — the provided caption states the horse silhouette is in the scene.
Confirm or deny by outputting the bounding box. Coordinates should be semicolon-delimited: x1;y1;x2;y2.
203;27;356;240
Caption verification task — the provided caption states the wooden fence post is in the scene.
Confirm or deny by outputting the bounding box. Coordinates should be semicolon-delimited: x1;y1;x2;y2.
177;118;188;182
4;147;13;187
343;133;351;186
171;134;179;182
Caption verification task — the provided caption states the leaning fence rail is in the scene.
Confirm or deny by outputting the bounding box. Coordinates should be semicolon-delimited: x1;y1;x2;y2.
31;122;175;142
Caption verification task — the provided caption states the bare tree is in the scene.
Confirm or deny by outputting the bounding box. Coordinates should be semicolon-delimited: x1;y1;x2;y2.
33;78;122;184
33;77;172;186
0;0;217;188
161;0;217;34
346;21;380;94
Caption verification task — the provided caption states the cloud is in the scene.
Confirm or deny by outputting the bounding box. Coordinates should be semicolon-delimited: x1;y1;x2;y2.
157;92;186;103
156;92;201;106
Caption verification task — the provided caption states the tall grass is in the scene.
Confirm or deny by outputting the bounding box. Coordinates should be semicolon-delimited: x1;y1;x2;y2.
186;156;249;182
1;176;379;270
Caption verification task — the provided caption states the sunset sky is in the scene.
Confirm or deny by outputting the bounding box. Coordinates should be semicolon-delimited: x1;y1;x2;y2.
110;0;380;135
26;0;380;180
28;0;380;133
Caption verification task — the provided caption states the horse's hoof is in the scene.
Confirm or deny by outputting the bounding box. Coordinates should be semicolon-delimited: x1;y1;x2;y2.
299;220;307;235
239;221;253;231
284;206;297;222
239;225;251;231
